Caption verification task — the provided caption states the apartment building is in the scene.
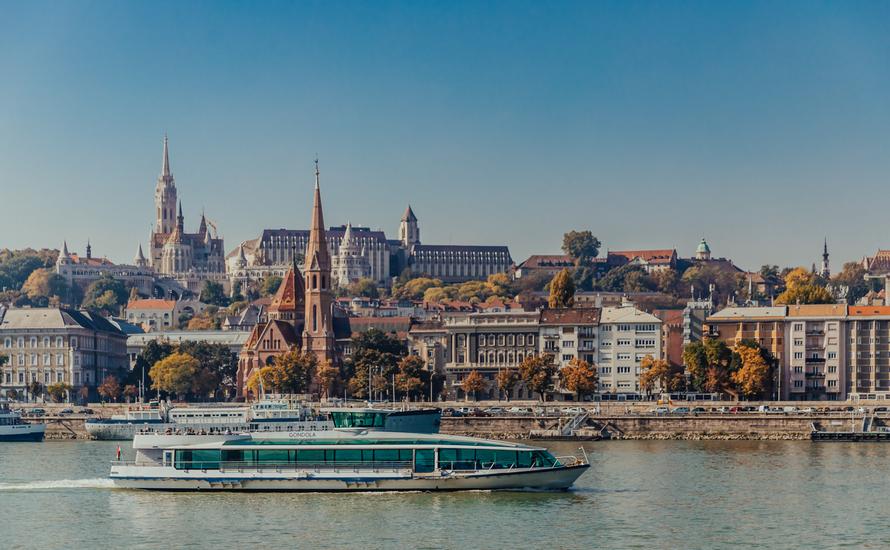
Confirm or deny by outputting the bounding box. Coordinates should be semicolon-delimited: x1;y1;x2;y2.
785;305;846;401
597;305;662;396
846;306;890;400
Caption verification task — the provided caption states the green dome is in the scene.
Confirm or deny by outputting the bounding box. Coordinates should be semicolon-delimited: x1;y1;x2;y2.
696;238;711;254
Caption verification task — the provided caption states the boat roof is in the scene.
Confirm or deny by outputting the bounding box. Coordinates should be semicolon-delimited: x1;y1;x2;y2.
159;430;544;452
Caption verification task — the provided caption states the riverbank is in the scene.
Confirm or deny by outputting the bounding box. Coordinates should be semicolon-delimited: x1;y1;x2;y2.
33;411;860;441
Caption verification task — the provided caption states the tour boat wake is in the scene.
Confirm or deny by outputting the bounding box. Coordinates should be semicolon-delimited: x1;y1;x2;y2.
0;478;116;491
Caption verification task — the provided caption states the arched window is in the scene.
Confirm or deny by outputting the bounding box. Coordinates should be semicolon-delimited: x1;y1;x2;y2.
488;352;495;364
312;275;318;289
479;352;486;364
312;304;318;332
497;352;505;365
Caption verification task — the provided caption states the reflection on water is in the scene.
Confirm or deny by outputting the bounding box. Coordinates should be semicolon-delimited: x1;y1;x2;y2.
2;440;890;549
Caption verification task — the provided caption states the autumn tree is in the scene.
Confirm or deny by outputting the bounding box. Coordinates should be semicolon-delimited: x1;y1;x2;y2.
562;230;601;266
150;352;201;400
123;384;139;403
496;369;520;401
559;358;599;401
394;355;428;401
548;269;575;308
97;375;122;402
271;351;317;394
775;267;834;305
28;381;43;402
730;342;774;399
395;277;444;300
347;277;380;299
639;356;683;396
461;370;486;402
46;382;71;403
831;262;870;305
682;341;709;391
246;366;277;396
21;268;70;307
519;354;557;402
313;361;341;400
81;274;129;314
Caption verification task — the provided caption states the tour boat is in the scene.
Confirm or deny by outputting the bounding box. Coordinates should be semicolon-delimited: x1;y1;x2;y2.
109;408;589;491
0;403;46;442
86;399;331;440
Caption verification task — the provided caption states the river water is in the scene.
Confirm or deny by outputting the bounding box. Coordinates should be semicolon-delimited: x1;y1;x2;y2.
1;440;888;549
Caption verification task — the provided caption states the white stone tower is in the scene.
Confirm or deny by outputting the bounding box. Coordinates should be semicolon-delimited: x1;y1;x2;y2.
399;205;420;247
155;134;177;235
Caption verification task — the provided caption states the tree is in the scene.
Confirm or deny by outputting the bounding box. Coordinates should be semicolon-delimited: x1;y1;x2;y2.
123;384;139;403
347;278;379;299
519;354;557;402
730;344;771;398
97;375;122;402
562;230;601;266
598;265;645;293
832;262;869;305
394;277;443;300
682;341;709;391
775;267;834;305
424;285;459;303
246;366;277;396
28;381;43;402
394;355;429;401
548;269;575;308
150;352;200;400
260;274;284;297
639;356;677;395
186;313;218;330
178;341;238;399
314;361;340;400
496;369;520;401
270;351;316;394
82;274;128;314
21;268;70;306
461;370;486;402
199;280;229;306
560;358;599;400
46;383;71;403
78;385;90;403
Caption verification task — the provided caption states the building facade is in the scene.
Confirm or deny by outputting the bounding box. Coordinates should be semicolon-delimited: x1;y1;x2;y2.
597;305;662;395
55;241;156;297
0;308;128;399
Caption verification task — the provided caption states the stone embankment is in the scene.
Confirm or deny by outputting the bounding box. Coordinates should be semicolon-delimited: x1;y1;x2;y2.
16;402;865;441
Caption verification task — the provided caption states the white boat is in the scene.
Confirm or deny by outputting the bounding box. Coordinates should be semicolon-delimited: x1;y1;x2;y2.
0;403;46;442
109;408;589;491
86;399;331;440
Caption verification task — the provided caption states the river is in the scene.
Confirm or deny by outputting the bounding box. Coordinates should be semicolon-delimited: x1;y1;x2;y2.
1;440;888;549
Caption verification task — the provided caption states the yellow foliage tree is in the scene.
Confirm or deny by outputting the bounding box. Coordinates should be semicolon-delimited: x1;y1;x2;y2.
149;352;200;399
548;269;575;308
313;361;340;399
559;358;598;400
731;345;771;398
775;267;834;305
496;369;520;401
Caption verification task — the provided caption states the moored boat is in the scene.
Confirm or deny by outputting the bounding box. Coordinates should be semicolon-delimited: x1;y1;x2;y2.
109;408;588;491
0;404;46;442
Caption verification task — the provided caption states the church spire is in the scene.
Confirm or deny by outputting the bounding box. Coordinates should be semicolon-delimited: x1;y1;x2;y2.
176;201;184;232
303;159;334;364
821;237;830;278
305;161;330;272
162;133;171;178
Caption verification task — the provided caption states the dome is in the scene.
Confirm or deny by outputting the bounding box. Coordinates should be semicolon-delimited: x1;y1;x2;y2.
696;238;711;254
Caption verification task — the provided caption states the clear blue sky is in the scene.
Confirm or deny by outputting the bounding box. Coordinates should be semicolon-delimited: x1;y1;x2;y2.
2;1;889;271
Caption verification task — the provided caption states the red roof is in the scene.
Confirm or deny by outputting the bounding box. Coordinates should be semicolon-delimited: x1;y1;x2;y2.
608;249;677;265
127;299;176;311
540;308;600;325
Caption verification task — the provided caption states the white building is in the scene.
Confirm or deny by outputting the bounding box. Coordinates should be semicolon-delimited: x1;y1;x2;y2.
597;304;662;395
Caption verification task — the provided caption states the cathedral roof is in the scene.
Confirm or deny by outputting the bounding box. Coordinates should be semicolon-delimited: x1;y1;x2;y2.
402;205;417;222
268;268;305;313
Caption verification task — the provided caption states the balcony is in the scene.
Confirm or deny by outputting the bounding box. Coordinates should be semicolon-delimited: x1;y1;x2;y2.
805;357;826;364
805;371;825;379
805;330;825;336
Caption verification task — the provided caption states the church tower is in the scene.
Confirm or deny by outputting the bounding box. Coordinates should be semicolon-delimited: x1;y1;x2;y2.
399;205;420;247
303;160;335;363
155;134;177;235
821;238;830;278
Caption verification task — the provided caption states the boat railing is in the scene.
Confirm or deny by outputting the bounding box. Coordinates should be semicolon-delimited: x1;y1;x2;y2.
112;460;414;473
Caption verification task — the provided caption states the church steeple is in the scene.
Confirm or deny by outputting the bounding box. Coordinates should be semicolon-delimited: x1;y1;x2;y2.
176;201;184;233
399;204;420;247
155;134;177;234
821;238;830;278
303;159;335;364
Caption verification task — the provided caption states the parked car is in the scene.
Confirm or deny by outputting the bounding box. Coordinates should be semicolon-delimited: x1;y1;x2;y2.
671;407;691;414
561;406;585;415
59;408;74;415
484;407;505;415
469;408;490;417
507;407;531;415
691;407;706;414
652;406;670;415
29;408;46;417
78;408;94;415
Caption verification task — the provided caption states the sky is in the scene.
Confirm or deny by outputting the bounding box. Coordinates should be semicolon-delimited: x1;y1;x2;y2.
1;0;890;272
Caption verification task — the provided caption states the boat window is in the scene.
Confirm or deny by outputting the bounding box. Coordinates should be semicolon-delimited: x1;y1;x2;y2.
414;449;435;473
257;449;289;464
174;450;220;470
296;450;325;464
373;449;398;462
334;449;361;463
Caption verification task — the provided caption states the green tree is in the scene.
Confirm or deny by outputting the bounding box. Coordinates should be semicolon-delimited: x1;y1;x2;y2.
395;355;429;401
82;274;128;313
775;267;834;305
519;354;557;402
598;265;645;292
682;341;709;391
260;275;283;297
199;280;229;307
178;341;238;399
28;381;44;402
562;230;601;266
548;269;575;308
20;268;69;306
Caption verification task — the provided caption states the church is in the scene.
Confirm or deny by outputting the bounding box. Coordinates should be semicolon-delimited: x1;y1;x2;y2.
236;162;350;398
145;135;227;292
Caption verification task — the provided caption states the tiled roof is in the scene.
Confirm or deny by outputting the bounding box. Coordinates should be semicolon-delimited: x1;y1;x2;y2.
608;249;677;265
0;308;123;335
517;255;574;269
540;308;600;325
268;268;304;313
413;244;511;254
707;306;786;320
127;299;177;311
653;309;684;324
600;306;661;324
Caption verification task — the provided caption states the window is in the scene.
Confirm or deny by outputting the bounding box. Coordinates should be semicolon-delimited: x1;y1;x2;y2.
828;380;838;387
69;337;78;348
793;366;803;373
42;337;50;348
517;335;525;346
17;337;24;348
617;353;631;361
793;352;803;359
794;380;804;388
794;339;803;346
528;335;535;346
827;352;837;359
29;354;37;366
57;354;65;366
617;366;631;374
42;354;50;366
561;341;574;348
828;366;837;373
55;337;63;348
617;324;633;332
617;339;631;346
599;367;611;374
3;338;10;348
29;337;37;348
507;335;515;346
635;339;656;348
793;323;804;331
17;354;24;366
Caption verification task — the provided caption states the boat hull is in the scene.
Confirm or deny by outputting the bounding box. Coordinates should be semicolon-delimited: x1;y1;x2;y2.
110;464;589;492
0;424;46;442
